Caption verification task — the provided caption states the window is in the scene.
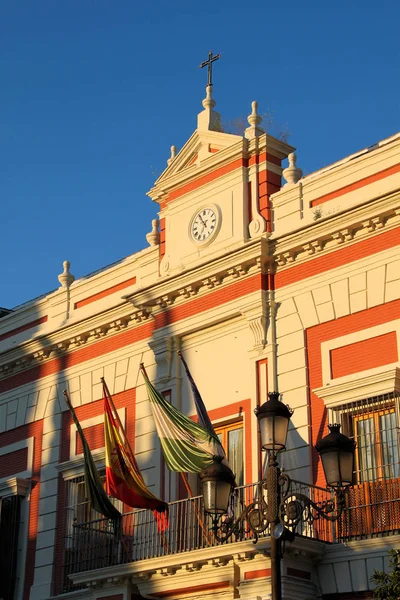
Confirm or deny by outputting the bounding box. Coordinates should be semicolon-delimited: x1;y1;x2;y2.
0;478;29;600
336;394;400;484
62;471;122;592
331;393;400;538
215;422;244;486
353;407;399;483
0;495;21;600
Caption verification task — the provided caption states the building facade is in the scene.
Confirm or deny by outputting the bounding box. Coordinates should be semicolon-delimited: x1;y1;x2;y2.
1;86;399;600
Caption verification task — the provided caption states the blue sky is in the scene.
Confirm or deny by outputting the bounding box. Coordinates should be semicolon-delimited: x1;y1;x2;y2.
1;1;399;308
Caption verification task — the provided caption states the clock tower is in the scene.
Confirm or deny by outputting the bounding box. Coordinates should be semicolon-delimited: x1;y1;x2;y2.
147;83;294;278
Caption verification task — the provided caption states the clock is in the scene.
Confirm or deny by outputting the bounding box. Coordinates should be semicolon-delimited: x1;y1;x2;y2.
190;205;220;244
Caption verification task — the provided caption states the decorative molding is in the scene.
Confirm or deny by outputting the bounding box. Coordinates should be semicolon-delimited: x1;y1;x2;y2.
159;254;171;276
56;450;105;480
148;336;175;383
273;197;400;272
241;298;269;350
68;535;324;591
313;367;400;406
0;477;30;498
249;216;267;238
0;242;266;379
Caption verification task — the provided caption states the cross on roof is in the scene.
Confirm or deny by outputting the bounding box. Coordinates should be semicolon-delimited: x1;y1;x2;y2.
199;51;221;87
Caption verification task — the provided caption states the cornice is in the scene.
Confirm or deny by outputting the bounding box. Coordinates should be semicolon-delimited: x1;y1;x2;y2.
56;451;105;480
248;132;295;159
155;129;243;182
0;477;31;497
149;137;248;203
69;534;324;588
0;238;270;380
126;237;270;306
2;190;399;381
313;367;400;406
273;189;400;269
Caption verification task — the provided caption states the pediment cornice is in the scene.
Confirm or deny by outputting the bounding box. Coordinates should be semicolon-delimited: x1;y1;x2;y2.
148;135;247;203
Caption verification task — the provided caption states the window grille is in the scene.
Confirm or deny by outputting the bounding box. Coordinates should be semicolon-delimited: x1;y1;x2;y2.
330;393;400;484
330;393;400;539
62;470;122;592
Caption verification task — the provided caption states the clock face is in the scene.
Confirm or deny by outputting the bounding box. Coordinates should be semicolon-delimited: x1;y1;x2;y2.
191;207;219;243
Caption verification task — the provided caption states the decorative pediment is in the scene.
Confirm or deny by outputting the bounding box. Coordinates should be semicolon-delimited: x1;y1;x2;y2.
313;367;400;406
148;129;243;203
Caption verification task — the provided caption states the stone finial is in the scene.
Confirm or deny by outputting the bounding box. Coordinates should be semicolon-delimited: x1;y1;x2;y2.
282;152;302;185
58;260;75;288
197;85;221;132
146;219;160;247
245;101;264;139
167;145;177;167
202;85;216;110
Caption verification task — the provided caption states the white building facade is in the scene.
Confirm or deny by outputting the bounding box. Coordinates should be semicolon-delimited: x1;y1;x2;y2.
0;86;400;600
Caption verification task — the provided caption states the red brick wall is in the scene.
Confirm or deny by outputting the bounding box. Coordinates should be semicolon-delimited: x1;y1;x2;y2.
306;298;400;487
330;331;398;379
74;276;136;309
75;422;105;454
0;447;28;478
159;217;166;260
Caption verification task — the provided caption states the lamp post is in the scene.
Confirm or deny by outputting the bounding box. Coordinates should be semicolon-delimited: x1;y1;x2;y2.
199;391;356;600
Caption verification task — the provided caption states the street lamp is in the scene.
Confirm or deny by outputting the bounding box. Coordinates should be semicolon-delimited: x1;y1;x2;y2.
256;391;293;452
199;391;356;600
200;455;236;516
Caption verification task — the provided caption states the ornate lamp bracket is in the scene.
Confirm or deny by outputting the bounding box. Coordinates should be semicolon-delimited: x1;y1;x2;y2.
209;473;347;545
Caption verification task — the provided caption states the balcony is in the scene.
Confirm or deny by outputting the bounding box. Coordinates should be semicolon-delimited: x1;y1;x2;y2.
60;475;400;593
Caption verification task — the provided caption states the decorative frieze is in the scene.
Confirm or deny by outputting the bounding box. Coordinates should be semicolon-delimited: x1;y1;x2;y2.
202;275;222;289
156;294;175;308
275;202;400;272
0;253;263;380
178;285;198;298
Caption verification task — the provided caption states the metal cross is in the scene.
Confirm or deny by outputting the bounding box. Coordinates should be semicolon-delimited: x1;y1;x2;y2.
199;51;221;87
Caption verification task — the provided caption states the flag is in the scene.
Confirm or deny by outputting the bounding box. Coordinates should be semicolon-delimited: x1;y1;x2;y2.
63;391;121;533
103;380;168;532
140;364;221;473
178;351;226;461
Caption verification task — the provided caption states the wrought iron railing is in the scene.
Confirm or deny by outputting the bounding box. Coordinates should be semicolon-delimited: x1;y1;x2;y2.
339;477;400;541
61;480;333;592
61;476;400;592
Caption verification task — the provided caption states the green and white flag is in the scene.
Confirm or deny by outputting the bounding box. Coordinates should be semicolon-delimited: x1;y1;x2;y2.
141;364;222;473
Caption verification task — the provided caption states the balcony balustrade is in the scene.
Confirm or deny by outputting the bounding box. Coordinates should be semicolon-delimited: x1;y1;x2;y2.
61;477;400;594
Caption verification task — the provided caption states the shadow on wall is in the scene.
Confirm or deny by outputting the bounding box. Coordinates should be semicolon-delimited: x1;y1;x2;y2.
0;301;69;600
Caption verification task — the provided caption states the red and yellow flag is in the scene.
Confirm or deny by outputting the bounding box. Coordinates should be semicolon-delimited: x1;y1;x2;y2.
103;380;168;531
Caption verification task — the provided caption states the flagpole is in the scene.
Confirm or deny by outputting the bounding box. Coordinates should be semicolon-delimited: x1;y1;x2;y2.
101;376;169;548
140;364;211;546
